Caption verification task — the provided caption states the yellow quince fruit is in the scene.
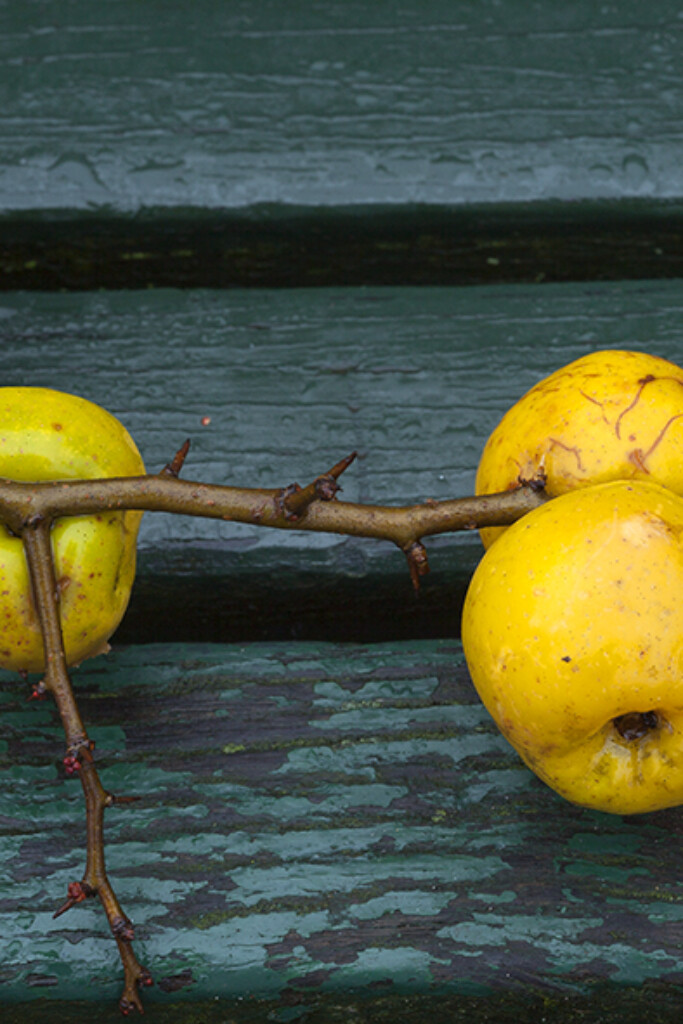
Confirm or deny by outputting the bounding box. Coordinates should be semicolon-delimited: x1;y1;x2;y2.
462;479;683;814
476;349;683;547
0;387;144;672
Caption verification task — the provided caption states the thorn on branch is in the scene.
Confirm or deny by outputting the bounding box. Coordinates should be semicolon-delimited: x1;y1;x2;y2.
404;540;430;592
53;880;96;918
161;438;191;478
280;451;358;520
318;450;358;493
108;793;142;806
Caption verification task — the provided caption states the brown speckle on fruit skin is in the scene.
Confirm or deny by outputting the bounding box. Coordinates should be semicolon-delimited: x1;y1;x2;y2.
57;576;71;595
52;422;63;431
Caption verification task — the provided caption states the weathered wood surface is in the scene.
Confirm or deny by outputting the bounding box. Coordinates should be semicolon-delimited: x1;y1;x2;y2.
1;5;681;1018
2;280;683;640
1;2;682;287
2;1;681;212
1;640;682;1021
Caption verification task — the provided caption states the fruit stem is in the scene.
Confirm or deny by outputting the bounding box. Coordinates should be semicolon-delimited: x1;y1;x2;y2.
22;517;152;1015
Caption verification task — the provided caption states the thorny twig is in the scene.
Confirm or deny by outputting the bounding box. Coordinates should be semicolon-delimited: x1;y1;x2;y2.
0;450;546;553
6;446;548;1012
22;517;152;1014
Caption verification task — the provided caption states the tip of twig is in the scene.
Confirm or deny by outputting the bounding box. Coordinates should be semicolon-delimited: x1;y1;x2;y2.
119;965;153;1015
161;439;191;478
328;450;358;480
119;993;145;1016
109;793;143;806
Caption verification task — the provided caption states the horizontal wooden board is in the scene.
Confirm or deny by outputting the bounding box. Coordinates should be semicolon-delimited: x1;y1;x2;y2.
1;1;682;214
1;3;683;287
2;280;683;641
1;640;682;1020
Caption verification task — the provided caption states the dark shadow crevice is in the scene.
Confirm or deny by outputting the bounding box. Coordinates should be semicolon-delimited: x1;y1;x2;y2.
1;200;681;291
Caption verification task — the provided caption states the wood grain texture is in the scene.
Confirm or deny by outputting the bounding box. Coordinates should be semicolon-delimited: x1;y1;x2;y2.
1;1;682;213
2;3;682;288
1;641;682;1019
2;280;683;640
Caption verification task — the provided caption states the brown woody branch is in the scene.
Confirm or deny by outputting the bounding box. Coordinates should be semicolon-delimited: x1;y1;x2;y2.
9;449;548;1014
1;454;546;550
22;518;152;1014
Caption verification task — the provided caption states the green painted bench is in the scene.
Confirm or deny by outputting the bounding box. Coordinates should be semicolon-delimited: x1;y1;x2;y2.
2;641;682;1023
1;2;682;1021
0;0;682;288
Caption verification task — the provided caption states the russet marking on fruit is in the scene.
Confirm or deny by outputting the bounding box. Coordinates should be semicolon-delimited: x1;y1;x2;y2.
547;437;584;471
578;387;610;423
614;374;655;438
628;411;683;474
475;350;683;548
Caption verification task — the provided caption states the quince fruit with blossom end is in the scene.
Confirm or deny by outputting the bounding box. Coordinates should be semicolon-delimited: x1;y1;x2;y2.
462;479;683;815
0;387;145;673
476;349;683;548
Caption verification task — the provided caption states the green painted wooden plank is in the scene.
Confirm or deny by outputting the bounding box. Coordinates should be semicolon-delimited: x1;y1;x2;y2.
2;280;683;640
1;1;682;214
1;2;683;287
1;640;682;1018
